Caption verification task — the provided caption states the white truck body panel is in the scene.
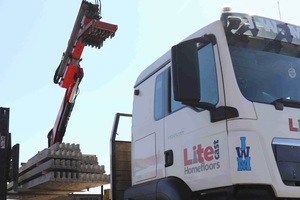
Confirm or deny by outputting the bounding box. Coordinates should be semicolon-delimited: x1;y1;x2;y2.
131;14;300;198
132;65;166;184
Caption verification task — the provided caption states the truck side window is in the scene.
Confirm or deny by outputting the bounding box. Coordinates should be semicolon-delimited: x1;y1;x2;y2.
199;43;218;105
154;70;168;120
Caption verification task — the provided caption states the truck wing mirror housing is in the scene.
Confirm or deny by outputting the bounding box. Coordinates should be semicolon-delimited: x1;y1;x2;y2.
171;40;200;102
171;35;216;104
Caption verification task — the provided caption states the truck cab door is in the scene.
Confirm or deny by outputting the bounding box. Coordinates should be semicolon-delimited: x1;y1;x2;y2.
164;34;232;191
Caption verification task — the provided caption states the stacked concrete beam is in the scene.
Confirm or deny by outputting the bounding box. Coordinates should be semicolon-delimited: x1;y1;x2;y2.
8;143;109;200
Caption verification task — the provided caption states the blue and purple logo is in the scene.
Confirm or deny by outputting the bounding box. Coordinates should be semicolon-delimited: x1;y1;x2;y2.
236;137;251;171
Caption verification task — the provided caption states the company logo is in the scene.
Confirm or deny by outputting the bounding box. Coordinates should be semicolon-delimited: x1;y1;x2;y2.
183;140;220;175
236;137;251;171
246;15;300;41
288;118;300;132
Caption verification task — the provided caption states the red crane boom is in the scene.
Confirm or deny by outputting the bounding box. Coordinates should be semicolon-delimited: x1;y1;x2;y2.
47;0;117;147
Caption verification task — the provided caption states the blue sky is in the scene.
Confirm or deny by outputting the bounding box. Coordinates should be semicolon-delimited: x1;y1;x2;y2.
0;0;298;194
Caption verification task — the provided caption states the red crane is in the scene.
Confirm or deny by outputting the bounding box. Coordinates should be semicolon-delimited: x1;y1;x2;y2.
47;0;117;147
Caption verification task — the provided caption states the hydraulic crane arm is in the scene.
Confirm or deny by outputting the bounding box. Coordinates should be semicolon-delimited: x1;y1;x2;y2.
47;0;117;147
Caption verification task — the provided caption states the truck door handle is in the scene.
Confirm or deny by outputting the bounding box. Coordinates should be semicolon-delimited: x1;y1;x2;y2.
165;150;173;167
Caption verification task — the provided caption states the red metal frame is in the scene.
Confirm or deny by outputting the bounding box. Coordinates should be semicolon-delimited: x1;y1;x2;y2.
48;1;117;147
48;40;85;146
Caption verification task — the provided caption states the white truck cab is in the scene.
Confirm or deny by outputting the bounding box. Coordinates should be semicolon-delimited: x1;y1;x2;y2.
125;11;300;199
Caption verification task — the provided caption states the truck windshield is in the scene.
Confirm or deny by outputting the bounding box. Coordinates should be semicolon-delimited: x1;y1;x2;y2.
222;12;300;106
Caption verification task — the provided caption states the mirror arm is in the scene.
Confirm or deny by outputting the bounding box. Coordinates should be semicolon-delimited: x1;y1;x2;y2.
210;106;239;122
182;101;216;111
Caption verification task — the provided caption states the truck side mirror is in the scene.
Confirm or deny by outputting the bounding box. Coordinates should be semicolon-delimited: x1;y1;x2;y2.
171;35;216;106
171;35;239;121
171;40;200;102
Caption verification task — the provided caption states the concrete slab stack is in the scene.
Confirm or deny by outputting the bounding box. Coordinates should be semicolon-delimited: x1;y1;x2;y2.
7;143;109;200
